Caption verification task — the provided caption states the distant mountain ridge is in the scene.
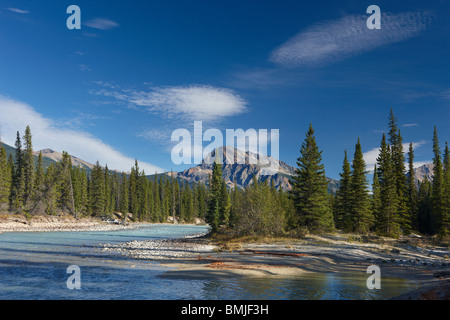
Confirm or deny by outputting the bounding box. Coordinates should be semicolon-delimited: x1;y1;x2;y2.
0;142;93;171
33;148;94;170
171;146;340;193
1;142;434;193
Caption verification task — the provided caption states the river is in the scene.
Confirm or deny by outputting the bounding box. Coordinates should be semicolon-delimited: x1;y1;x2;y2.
0;224;418;300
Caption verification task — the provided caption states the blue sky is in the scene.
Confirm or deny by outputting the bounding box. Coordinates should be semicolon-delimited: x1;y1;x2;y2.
0;0;449;179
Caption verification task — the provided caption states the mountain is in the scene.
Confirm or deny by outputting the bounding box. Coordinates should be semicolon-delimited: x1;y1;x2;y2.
0;142;93;171
34;148;94;170
171;146;340;193
413;163;434;184
2;141;435;194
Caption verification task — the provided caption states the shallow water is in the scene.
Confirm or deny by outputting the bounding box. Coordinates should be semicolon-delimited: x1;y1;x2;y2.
0;224;418;300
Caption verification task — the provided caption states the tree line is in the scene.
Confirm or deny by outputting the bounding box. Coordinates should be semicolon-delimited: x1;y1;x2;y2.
0;109;449;239
0;126;209;222
207;109;449;239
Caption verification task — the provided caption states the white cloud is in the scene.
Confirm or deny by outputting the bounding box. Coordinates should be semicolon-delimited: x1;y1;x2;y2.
77;64;91;72
363;140;428;172
91;84;248;122
7;8;29;14
84;18;119;30
0;95;165;174
402;123;419;127
270;11;433;68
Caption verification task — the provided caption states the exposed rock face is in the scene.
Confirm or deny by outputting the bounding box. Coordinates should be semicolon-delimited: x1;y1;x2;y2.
35;148;94;169
414;163;434;184
174;146;340;193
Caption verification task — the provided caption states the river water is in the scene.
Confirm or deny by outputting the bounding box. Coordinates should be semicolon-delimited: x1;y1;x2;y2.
0;224;418;300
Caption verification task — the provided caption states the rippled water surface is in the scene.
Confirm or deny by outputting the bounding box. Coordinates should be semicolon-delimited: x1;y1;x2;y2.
0;225;418;300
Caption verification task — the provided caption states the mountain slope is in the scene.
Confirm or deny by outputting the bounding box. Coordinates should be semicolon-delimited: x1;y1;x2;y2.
0;142;93;171
173;146;340;193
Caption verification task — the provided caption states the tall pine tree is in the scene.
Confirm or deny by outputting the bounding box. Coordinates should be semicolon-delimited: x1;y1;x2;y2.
431;126;444;235
407;142;418;231
290;123;334;233
376;133;400;236
348;138;373;234
334;150;352;231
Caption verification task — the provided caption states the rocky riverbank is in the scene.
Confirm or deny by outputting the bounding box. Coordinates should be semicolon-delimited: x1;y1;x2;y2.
0;214;139;233
99;232;450;299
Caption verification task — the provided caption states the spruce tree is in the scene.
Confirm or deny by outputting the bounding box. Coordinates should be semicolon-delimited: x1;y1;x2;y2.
207;159;224;232
376;133;400;236
290;123;334;233
349;138;373;234
219;180;231;227
334;150;352;230
58;151;75;213
22;125;34;207
417;178;433;234
431;126;444;235
11;131;25;211
44;163;58;215
0;146;11;208
119;172;129;217
89;161;105;216
407;142;418;231
440;141;450;237
371;164;382;228
388;110;409;233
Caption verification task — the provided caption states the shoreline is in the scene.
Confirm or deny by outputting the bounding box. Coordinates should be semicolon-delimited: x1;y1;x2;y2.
100;232;450;299
0;213;204;233
2;215;449;299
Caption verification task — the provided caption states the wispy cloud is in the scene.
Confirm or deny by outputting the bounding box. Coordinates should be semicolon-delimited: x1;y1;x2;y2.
270;11;434;68
90;84;248;122
7;8;29;14
84;18;119;30
402;123;419;127
441;89;450;100
77;64;91;72
0;95;165;173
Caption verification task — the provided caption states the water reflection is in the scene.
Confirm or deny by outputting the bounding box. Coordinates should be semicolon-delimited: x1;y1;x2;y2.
200;273;418;300
0;226;418;300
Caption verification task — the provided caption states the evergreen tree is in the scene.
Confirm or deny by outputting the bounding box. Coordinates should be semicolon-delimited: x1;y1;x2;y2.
431;126;444;235
440;141;450;237
138;170;149;221
103;165;112;215
89;161;105;216
0;146;11;208
290;123;334;233
197;182;207;221
349;138;373;234
44;163;58;215
219;180;231;227
376;133;400;236
417;178;433;234
207;159;224;232
34;151;44;198
334;150;352;230
128;161;139;220
388;110;409;233
371;164;382;228
73;167;88;215
11;131;25;211
58;151;75;213
119;172;129;216
407;142;418;231
22;125;34;207
153;174;162;222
